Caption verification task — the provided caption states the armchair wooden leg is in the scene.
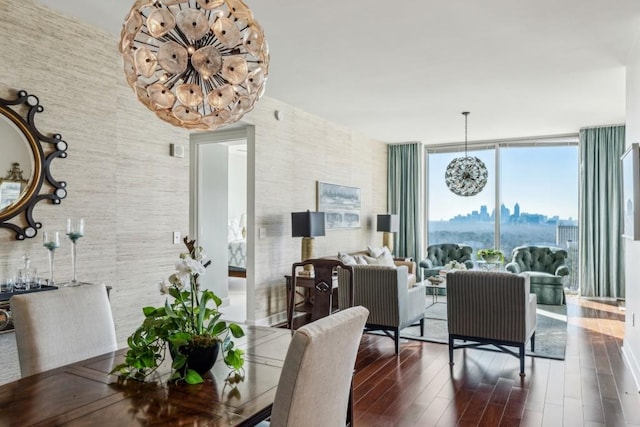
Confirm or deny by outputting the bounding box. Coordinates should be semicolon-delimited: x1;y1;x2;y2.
394;328;400;355
519;344;525;377
419;318;425;336
448;335;454;366
530;332;535;352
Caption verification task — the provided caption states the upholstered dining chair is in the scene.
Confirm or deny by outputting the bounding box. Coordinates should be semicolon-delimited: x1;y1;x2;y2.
268;306;369;427
11;284;117;377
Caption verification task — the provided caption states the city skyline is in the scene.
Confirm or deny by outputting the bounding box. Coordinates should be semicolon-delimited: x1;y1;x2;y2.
447;201;576;224
428;145;579;220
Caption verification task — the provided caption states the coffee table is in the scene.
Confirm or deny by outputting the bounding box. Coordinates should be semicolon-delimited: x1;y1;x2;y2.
424;275;446;306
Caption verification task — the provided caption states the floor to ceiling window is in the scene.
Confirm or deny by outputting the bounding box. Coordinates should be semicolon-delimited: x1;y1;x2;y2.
427;142;579;291
428;148;496;251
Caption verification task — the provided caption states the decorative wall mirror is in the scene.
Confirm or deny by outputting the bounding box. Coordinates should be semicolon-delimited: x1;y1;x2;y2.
0;90;67;240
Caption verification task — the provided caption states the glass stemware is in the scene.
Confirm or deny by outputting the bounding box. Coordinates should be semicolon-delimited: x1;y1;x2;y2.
43;231;60;286
66;218;84;286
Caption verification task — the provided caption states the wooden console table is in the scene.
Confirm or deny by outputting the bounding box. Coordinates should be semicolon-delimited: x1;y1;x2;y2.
285;274;339;328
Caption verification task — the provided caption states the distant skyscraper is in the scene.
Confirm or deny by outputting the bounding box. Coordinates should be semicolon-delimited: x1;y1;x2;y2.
514;203;520;219
500;204;510;223
480;205;490;221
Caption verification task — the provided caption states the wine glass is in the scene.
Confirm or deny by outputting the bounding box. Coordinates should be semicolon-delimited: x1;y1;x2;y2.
43;231;60;286
66;218;84;286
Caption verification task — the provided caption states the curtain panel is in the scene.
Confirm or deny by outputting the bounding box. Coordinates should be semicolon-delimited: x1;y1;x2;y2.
579;125;625;298
388;143;424;279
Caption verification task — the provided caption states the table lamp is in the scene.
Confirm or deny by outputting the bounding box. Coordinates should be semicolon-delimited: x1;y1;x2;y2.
291;210;325;276
377;214;399;253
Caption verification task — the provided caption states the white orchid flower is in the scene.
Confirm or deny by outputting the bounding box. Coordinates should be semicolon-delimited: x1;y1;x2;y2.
186;257;206;276
159;280;171;295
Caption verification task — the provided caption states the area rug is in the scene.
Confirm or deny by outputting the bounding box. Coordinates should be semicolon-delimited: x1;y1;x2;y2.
393;300;567;360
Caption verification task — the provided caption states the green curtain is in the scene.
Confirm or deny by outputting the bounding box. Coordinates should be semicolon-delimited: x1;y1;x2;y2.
388;143;424;280
579;125;625;298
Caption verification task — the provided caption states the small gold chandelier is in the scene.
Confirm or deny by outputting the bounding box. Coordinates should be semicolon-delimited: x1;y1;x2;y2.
120;0;269;130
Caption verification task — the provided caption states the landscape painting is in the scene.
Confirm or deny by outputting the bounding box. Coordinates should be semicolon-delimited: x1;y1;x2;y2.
317;182;361;229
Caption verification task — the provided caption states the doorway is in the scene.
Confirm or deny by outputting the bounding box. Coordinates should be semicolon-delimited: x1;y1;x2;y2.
190;126;255;324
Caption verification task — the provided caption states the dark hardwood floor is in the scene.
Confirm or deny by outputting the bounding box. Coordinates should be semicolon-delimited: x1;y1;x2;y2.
352;296;640;426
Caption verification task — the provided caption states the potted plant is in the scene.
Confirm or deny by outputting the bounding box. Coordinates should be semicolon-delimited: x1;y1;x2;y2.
477;248;505;263
111;237;245;385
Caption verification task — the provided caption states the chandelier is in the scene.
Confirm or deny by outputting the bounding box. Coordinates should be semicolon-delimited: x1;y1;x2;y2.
445;112;488;197
119;0;269;130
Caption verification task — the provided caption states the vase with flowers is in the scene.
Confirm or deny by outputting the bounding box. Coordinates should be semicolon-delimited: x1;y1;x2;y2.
477;248;504;263
111;237;245;385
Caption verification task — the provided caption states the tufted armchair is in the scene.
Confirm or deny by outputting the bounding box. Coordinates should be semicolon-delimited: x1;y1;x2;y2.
505;246;569;305
419;243;474;278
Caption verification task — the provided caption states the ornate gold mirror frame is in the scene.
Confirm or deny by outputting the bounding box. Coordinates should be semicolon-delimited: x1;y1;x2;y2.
0;90;67;240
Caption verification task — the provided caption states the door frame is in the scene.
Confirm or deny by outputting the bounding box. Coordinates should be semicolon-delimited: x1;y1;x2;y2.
190;125;256;324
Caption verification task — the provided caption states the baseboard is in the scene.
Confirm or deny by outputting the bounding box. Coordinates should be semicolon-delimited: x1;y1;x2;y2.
622;345;640;393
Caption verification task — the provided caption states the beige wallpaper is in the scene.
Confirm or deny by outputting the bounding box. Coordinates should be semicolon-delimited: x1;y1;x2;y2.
243;97;388;321
0;0;387;384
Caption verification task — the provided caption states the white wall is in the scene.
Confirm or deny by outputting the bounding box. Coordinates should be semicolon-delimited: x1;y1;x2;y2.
623;38;640;390
228;147;247;227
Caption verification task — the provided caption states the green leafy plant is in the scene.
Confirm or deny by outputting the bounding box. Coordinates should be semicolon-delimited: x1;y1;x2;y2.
477;248;505;262
111;237;245;385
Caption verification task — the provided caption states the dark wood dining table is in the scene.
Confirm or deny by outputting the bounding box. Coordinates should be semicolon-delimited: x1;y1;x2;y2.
0;325;292;426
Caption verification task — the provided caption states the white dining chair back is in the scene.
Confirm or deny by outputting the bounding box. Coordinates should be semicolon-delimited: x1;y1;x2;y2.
11;284;117;377
269;305;369;427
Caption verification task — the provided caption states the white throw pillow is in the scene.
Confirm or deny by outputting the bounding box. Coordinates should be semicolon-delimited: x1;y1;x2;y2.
228;219;243;242
353;255;368;265
367;245;391;258
338;252;357;265
377;250;396;267
362;255;380;265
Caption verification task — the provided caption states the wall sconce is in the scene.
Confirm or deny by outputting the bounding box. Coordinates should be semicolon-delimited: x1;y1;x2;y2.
291;211;325;276
376;214;399;253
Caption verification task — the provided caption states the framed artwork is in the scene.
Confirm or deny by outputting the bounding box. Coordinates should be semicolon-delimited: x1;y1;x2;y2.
317;182;361;229
622;143;640;240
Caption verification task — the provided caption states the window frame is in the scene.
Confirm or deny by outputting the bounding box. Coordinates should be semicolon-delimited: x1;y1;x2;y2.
424;135;579;254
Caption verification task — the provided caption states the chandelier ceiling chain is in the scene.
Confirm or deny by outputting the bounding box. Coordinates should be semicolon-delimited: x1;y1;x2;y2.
463;111;469;157
119;0;270;130
444;111;489;197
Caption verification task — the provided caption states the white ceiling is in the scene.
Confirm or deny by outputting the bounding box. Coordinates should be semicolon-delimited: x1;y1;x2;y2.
35;0;640;144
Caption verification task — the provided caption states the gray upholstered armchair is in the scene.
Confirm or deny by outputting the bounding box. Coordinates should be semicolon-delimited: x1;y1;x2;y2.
419;243;474;278
447;271;537;377
505;246;569;305
337;265;426;354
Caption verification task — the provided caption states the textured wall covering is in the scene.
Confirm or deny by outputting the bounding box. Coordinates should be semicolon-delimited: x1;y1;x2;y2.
0;0;387;384
243;97;387;322
0;0;189;385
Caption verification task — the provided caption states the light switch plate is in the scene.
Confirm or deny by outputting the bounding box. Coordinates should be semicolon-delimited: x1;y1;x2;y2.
170;143;185;158
173;231;181;244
